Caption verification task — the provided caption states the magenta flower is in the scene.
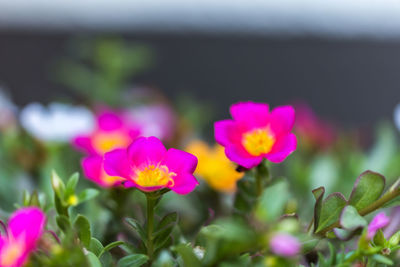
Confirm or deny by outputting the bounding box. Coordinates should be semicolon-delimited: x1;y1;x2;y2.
214;102;297;168
0;207;46;267
104;136;199;194
294;103;336;150
82;155;125;187
269;233;300;257
73;110;140;156
367;212;390;239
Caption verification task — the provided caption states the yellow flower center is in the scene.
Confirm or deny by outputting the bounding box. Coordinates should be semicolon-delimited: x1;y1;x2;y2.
242;128;275;156
93;132;131;154
134;164;176;188
67;195;79;206
1;239;24;267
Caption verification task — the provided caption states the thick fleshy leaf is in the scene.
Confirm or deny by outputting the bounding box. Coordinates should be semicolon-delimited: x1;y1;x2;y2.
87;251;102;267
74;214;91;248
315;193;347;233
125;218;147;242
340;205;367;231
117;254;149;267
89;238;104;257
173;244;202;267
348;171;385;211
312;186;325;232
255;179;289;222
78;189;99;204
99;241;125;258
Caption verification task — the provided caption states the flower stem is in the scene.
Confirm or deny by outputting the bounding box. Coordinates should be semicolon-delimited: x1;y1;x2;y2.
317;187;400;236
146;193;157;261
255;162;269;197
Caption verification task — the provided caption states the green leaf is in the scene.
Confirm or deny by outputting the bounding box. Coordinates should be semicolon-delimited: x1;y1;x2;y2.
155;212;178;235
389;230;400;246
74;214;91;248
89;237;104;257
99;241;125;258
312;187;325;232
56;215;71;233
65;172;79;197
348;171;385;211
87;251;102;267
125;218;147;242
315;193;347;233
117;254;149;267
255;179;289;222
78;189;99;204
373;229;386;246
371;254;393;265
340;205;367;231
173;244;202;267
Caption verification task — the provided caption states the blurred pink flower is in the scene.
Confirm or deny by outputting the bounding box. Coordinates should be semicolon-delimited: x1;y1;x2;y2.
104;136;198;194
269;233;300;257
367;212;390;239
74;110;141;187
294;103;336;150
81;155;125;188
73;110;140;156
0;207;46;267
214;101;297;169
384;206;400;238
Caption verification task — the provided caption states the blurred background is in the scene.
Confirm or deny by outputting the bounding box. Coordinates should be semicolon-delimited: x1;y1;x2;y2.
1;0;400;127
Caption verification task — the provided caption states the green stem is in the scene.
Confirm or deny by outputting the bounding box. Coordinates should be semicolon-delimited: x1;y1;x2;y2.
146;193;157;262
255;162;269;197
317;187;400;236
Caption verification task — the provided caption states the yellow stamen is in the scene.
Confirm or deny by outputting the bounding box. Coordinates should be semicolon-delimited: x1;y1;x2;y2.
67;195;78;206
134;164;176;188
242;127;275;156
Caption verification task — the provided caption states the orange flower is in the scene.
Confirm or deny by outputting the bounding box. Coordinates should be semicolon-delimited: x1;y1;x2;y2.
186;140;244;193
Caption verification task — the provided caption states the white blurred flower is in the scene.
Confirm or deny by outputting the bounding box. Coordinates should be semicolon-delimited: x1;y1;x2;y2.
125;104;176;141
20;102;95;142
394;103;400;132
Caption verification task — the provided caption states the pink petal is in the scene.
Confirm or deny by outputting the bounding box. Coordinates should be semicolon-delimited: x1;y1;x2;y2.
270;233;300;257
98;110;124;131
230;102;269;125
214;120;242;146
367;212;390;239
225;145;263;169
82;156;103;183
268;105;295;136
104;149;132;179
265;133;297;163
73;136;96;154
8;207;46;250
170;174;199;194
127;136;167;167
163;148;198;175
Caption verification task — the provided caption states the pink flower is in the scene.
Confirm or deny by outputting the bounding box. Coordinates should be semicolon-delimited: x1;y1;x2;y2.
0;207;46;267
367;212;390;239
214;102;297;169
82;155;125;188
73;110;140;156
269;233;300;257
74;110;141;187
104;136;199;194
294;103;336;150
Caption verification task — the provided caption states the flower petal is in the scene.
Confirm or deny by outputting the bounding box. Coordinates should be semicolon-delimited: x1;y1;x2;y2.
8;207;46;250
98;110;124;131
127;136;167;167
230;102;269;127
163;148;198;174
170;174;199;194
225;145;263;169
265;133;297;163
214;120;243;146
268;105;295;136
82;155;103;183
73;136;96;155
104;149;132;179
